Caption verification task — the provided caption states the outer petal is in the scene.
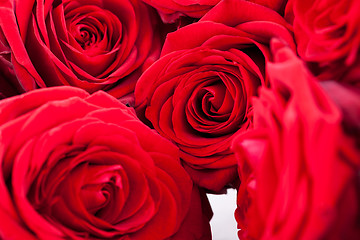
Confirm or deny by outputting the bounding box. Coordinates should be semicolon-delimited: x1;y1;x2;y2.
233;41;360;239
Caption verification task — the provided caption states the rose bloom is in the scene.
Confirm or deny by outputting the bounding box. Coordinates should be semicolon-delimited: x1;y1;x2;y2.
0;0;161;102
232;41;360;239
0;86;212;239
142;0;288;23
285;0;360;84
135;0;295;191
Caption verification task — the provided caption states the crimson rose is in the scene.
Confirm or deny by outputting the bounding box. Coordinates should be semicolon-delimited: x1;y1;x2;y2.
135;0;295;191
0;86;212;239
286;0;360;84
0;0;161;102
233;41;360;239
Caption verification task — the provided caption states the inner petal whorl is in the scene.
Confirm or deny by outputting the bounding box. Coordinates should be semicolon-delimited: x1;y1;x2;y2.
201;81;232;118
68;16;105;49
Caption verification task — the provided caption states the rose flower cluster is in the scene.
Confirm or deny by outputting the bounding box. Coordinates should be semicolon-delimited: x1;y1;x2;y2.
0;0;359;239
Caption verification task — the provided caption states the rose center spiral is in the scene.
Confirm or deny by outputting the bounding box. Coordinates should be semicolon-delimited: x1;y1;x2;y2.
74;26;99;49
199;81;233;120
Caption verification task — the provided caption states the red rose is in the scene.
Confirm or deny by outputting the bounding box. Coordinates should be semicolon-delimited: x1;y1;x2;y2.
232;41;360;239
135;0;295;191
0;86;212;239
142;0;288;23
286;0;360;84
0;0;162;102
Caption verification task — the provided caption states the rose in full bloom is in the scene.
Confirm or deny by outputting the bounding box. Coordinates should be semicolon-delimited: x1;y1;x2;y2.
0;0;162;102
232;41;360;239
0;86;212;239
142;0;288;23
135;0;295;191
285;0;360;84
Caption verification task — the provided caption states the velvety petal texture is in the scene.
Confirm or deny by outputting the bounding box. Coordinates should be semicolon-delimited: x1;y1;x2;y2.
232;41;360;239
320;81;360;147
0;0;162;101
286;0;360;84
0;54;19;99
135;0;295;191
0;86;212;239
142;0;288;23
